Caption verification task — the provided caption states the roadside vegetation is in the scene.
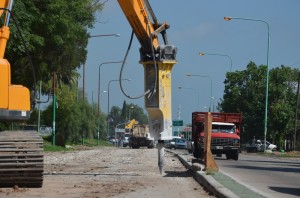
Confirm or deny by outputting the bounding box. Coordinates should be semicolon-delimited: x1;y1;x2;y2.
258;150;300;158
43;136;114;152
218;62;299;151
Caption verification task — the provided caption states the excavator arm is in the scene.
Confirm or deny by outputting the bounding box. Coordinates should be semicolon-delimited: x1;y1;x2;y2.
117;0;177;174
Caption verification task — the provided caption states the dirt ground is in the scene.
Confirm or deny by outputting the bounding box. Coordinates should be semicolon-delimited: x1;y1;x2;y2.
0;146;215;198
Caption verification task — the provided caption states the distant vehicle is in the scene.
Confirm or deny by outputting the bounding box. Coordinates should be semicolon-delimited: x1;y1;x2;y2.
126;119;154;149
122;133;131;147
165;137;187;149
246;139;277;152
173;138;187;149
265;141;277;150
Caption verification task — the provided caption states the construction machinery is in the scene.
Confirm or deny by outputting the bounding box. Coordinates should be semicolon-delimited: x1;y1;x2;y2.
125;120;154;149
117;0;177;173
0;0;43;187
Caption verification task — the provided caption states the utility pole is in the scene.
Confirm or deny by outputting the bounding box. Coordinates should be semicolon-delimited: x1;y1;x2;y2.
294;72;300;151
52;71;56;146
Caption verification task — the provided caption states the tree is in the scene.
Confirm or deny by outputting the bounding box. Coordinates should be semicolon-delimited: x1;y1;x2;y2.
267;66;298;149
219;62;266;142
219;62;299;149
107;102;149;136
0;0;108;138
6;0;104;93
126;103;149;125
42;84;102;143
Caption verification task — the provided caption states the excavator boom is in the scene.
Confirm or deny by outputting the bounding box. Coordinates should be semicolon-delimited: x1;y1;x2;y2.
117;0;159;51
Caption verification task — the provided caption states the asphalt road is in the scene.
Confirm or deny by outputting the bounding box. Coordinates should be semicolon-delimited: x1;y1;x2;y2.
214;152;300;198
173;149;300;197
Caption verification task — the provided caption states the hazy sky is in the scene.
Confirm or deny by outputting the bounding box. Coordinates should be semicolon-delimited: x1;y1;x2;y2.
80;0;300;124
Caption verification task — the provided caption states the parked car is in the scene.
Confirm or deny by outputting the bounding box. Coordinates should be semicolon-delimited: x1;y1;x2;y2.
264;140;277;150
165;137;187;150
122;133;131;147
174;138;187;149
246;139;277;152
165;137;180;149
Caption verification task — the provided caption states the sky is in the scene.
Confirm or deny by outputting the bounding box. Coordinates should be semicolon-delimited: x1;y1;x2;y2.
80;0;300;125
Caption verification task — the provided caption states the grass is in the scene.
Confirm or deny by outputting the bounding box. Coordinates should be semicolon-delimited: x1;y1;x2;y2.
206;170;216;175
43;141;71;152
257;150;300;158
270;151;300;158
43;138;113;152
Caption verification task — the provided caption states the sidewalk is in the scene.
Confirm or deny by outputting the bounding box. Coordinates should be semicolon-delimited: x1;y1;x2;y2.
171;151;267;198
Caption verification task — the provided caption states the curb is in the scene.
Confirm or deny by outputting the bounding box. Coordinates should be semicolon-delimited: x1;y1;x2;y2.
173;152;239;198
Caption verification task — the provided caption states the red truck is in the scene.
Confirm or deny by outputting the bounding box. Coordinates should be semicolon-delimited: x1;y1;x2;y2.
188;112;242;160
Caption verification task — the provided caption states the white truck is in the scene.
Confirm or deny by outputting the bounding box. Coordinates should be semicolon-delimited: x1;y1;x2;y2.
125;120;154;149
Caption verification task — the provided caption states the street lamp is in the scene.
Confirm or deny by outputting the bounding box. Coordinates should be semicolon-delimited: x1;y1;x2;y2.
82;33;121;102
107;79;130;140
224;16;270;152
178;86;200;110
90;34;120;38
96;61;124;145
98;61;124;116
128;106;134;121
186;74;213;112
199;52;233;72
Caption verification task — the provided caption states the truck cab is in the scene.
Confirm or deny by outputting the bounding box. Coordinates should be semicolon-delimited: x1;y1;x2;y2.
191;112;242;160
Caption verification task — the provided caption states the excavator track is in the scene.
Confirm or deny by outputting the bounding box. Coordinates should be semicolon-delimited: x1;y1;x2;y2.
0;130;44;188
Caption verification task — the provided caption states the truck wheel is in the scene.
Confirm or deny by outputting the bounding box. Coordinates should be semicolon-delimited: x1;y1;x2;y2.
226;154;231;160
193;145;199;158
193;144;203;159
233;151;239;160
187;142;193;153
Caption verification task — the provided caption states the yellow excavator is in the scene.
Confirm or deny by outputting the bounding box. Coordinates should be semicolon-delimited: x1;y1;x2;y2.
0;0;43;187
117;0;177;173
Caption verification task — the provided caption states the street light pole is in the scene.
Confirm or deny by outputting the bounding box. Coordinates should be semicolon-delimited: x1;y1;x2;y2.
128;106;134;121
98;61;124;117
82;33;121;102
186;74;213;112
199;52;233;72
107;79;130;140
97;61;124;145
90;34;120;38
224;16;270;152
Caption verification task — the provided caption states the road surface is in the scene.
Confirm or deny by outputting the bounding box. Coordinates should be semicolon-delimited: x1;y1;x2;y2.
214;152;300;198
0;146;215;198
